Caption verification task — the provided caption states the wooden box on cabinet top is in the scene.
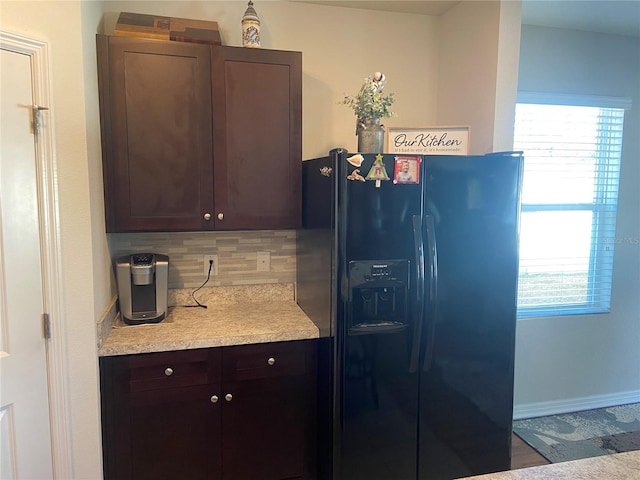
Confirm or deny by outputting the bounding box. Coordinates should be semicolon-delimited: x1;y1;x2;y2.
99;340;317;480
96;34;302;232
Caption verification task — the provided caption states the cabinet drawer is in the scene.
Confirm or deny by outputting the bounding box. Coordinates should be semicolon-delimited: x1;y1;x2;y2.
224;340;316;382
125;349;220;392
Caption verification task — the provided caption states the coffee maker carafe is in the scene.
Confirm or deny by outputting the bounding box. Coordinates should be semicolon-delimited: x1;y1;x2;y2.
116;253;169;325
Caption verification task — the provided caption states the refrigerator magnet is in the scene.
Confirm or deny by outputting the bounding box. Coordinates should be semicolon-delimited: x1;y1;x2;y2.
347;154;364;167
320;166;333;177
365;154;390;188
393;156;421;184
346;168;365;182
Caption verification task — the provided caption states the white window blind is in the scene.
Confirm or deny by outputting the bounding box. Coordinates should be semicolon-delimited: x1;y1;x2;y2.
514;93;629;317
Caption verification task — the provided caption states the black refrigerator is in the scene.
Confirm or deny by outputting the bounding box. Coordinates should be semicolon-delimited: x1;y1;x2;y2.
297;148;524;480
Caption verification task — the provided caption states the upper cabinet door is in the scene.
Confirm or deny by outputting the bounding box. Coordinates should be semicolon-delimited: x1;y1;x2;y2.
211;46;302;230
97;35;214;232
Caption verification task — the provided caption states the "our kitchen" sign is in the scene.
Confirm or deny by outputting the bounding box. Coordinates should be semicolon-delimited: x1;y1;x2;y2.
386;126;470;155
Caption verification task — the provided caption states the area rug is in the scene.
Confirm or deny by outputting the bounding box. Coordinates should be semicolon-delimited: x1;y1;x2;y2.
513;403;640;463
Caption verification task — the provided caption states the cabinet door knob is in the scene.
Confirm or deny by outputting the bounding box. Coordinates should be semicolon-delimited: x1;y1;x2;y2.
225;393;233;402
267;357;276;366
203;213;212;221
164;367;174;376
210;395;219;404
217;212;224;221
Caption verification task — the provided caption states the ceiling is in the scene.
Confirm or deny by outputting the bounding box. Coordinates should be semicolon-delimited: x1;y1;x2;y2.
295;1;640;38
521;0;640;37
295;1;459;16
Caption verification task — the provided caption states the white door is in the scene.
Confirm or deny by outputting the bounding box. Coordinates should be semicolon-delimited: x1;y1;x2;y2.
0;47;54;479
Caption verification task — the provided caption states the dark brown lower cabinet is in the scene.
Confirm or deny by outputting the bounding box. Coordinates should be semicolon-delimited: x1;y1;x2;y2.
100;340;317;480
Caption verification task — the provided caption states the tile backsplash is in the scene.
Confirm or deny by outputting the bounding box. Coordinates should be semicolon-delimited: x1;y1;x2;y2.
108;230;296;289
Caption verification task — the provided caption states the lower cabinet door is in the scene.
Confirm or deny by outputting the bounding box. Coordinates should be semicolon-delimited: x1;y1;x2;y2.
127;386;222;480
221;340;317;479
222;379;313;480
100;349;222;480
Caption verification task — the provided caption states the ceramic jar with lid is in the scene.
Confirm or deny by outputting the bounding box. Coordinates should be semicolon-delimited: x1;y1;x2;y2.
241;1;261;48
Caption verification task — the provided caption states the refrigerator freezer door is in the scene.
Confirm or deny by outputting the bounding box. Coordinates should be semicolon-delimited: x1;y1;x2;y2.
338;154;422;479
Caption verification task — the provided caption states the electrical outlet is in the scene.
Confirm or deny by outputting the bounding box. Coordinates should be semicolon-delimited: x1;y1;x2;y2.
257;251;270;272
203;255;219;276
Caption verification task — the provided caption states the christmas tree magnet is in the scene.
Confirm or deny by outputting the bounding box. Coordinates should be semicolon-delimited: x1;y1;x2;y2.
365;154;390;187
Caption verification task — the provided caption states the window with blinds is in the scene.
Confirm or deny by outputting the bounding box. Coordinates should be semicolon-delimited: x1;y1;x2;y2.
513;93;629;317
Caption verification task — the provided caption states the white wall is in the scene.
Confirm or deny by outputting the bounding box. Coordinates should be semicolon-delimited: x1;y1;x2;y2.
493;0;522;152
514;24;640;418
437;1;498;154
436;0;521;154
83;2;119;318
0;1;105;478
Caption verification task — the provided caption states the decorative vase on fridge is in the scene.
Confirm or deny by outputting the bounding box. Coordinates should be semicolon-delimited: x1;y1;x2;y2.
357;118;385;153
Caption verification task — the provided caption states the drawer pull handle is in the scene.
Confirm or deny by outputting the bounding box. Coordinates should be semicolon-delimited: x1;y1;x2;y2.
210;395;219;404
203;213;212;221
164;367;174;376
217;212;224;221
225;393;233;402
267;357;276;366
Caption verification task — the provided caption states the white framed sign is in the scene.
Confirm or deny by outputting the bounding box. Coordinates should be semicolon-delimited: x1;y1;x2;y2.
386;126;470;155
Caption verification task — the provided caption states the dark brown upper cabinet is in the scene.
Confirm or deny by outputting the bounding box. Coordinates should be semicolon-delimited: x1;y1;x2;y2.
97;35;302;232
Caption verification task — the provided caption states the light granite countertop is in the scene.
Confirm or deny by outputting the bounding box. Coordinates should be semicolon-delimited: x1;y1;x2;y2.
98;284;319;356
456;451;640;479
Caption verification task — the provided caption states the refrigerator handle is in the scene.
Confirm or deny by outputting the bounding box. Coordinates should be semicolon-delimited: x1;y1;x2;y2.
423;214;438;372
409;215;425;373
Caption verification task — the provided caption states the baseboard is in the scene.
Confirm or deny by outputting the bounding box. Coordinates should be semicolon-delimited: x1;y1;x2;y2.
513;390;640;420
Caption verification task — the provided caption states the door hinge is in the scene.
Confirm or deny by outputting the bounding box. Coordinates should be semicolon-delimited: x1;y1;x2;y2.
43;312;51;339
32;105;49;136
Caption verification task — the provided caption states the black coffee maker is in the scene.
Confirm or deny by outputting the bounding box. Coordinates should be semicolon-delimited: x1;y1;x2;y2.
116;253;169;325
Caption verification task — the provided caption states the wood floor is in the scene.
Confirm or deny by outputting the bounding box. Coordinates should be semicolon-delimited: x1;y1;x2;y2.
511;433;550;470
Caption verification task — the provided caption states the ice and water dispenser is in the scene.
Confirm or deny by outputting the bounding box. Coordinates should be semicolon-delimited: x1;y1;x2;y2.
348;260;410;334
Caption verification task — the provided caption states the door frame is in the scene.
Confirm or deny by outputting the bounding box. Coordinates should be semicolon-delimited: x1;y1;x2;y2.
0;30;72;478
